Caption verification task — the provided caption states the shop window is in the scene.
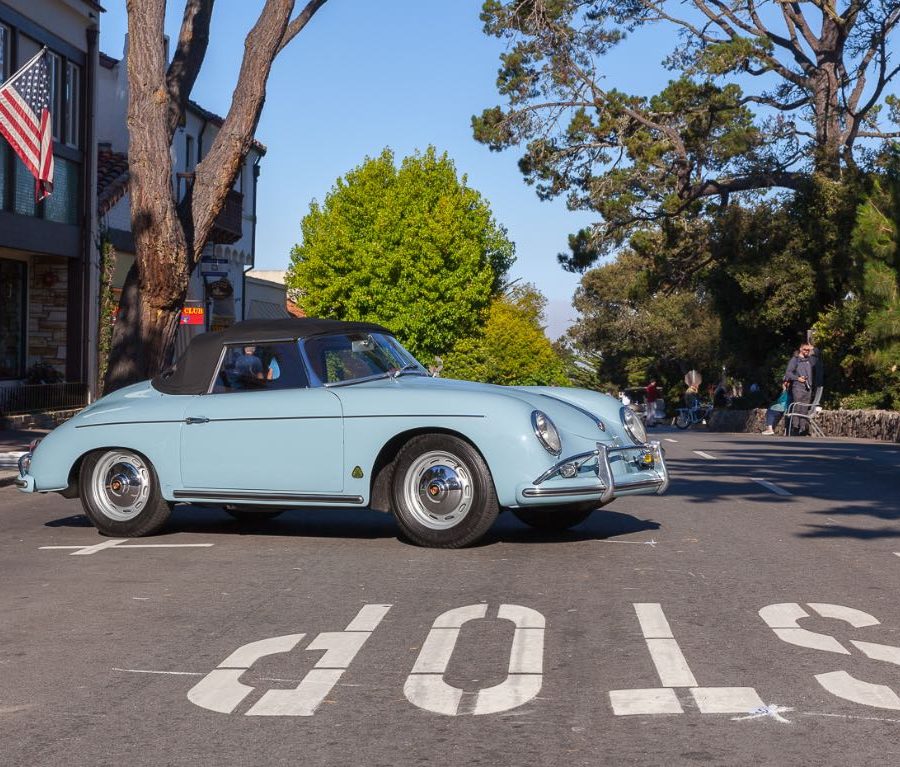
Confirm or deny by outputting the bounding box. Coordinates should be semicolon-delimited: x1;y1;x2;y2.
13;154;37;216
44;157;79;224
65;62;81;148
0;23;9;80
0;259;27;379
0;141;8;212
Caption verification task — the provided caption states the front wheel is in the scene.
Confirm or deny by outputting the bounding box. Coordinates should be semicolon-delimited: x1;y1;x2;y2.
674;411;691;430
79;449;173;537
512;503;594;531
391;434;499;548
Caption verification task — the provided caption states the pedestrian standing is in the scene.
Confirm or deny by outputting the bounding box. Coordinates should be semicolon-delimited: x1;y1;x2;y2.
645;378;659;427
784;343;819;435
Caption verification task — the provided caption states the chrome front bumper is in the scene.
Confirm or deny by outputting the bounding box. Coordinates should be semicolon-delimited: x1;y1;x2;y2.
521;441;668;504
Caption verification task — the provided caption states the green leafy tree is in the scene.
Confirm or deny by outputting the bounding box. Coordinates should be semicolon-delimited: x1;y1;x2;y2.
442;284;568;385
286;148;515;361
568;249;721;391
475;1;900;271
814;158;900;409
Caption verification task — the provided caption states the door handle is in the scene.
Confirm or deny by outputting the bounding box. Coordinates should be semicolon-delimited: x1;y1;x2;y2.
185;416;210;425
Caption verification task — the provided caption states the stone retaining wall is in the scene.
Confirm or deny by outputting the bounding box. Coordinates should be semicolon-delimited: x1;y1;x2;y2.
705;408;900;442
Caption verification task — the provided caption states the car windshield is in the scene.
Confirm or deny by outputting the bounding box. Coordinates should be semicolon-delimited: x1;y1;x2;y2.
303;332;428;385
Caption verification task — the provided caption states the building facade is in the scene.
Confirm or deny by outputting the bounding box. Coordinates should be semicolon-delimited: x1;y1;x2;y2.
0;0;100;409
96;40;265;358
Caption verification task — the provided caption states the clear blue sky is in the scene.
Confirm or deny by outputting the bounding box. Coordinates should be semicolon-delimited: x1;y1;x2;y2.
99;2;669;337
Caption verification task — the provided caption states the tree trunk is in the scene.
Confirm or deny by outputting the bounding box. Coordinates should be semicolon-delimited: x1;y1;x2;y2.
103;0;328;394
811;15;847;179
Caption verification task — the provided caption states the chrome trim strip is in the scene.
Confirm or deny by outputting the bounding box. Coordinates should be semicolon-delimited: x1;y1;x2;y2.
172;490;365;505
522;485;607;498
14;479;27;489
75;420;185;428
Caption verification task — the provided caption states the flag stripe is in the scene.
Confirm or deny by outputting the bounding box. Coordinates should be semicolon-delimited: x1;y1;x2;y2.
0;96;41;158
3;85;42;133
0;106;41;169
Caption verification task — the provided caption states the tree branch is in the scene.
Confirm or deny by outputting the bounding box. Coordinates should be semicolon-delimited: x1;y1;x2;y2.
166;0;214;140
278;0;328;53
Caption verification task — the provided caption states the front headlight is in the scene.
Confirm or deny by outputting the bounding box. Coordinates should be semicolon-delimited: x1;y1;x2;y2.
621;406;647;445
532;410;562;456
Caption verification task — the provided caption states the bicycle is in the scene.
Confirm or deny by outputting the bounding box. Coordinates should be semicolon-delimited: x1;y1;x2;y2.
673;401;713;430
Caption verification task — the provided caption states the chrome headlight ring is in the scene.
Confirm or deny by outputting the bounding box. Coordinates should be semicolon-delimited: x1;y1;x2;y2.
531;410;562;456
621;406;647;445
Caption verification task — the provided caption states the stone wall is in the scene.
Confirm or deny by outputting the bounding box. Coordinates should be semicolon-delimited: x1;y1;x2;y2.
706;408;900;442
27;256;69;374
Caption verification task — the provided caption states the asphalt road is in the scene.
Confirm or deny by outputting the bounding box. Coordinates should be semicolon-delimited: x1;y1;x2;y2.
1;427;899;767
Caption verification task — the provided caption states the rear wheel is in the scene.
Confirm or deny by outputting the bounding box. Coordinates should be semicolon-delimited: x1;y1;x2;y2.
674;411;691;430
391;434;499;548
512;503;594;531
79;449;173;537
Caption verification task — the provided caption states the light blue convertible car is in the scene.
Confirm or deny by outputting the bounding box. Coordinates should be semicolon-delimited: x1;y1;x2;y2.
17;318;668;548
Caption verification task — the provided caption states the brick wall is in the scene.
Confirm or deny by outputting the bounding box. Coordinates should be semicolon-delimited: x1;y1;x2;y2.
27;256;69;373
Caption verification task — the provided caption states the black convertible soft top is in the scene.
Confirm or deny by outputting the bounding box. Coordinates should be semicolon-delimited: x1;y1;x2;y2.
151;317;390;395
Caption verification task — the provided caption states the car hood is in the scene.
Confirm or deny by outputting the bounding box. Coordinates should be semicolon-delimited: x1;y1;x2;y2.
342;375;625;442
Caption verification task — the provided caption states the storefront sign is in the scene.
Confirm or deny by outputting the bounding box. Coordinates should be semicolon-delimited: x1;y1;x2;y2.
180;306;205;325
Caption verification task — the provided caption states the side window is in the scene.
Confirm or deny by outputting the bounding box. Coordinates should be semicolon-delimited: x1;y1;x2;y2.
211;341;309;394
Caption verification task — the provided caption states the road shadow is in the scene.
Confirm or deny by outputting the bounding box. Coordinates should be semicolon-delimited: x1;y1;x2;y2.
661;431;900;539
487;509;661;545
42;505;660;547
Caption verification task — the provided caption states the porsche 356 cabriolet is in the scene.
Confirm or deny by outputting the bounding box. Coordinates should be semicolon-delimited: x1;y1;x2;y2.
17;318;668;548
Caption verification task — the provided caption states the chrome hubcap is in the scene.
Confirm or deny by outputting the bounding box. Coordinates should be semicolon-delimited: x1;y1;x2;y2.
92;452;151;521
402;451;473;530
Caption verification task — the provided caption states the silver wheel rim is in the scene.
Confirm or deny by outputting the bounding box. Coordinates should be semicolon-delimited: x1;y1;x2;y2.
401;450;473;531
91;451;151;522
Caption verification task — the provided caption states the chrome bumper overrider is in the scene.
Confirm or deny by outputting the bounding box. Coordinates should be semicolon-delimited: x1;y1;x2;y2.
523;441;668;504
15;452;33;490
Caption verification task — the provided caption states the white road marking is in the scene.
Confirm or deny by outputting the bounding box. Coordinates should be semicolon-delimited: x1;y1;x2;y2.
646;639;698;687
610;604;766;716
609;688;682;715
404;604;545;716
634;603;673;638
815;671;900;711
113;667;204;676
41;539;213;555
591;539;658;548
850;640;900;666
664;438;678;443
750;478;792;496
808;603;880;628
691;687;765;714
188;604;392;716
759;602;850;653
634;604;697;686
693;450;716;460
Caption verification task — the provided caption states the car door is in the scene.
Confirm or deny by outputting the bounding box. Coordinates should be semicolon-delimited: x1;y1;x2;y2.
180;340;345;495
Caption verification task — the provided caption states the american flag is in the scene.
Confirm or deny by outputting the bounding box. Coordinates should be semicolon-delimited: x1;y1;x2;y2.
0;48;54;200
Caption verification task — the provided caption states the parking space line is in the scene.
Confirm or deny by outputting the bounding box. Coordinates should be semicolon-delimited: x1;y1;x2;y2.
40;540;214;555
693;451;716;460
664;438;678;443
750;478;793;496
